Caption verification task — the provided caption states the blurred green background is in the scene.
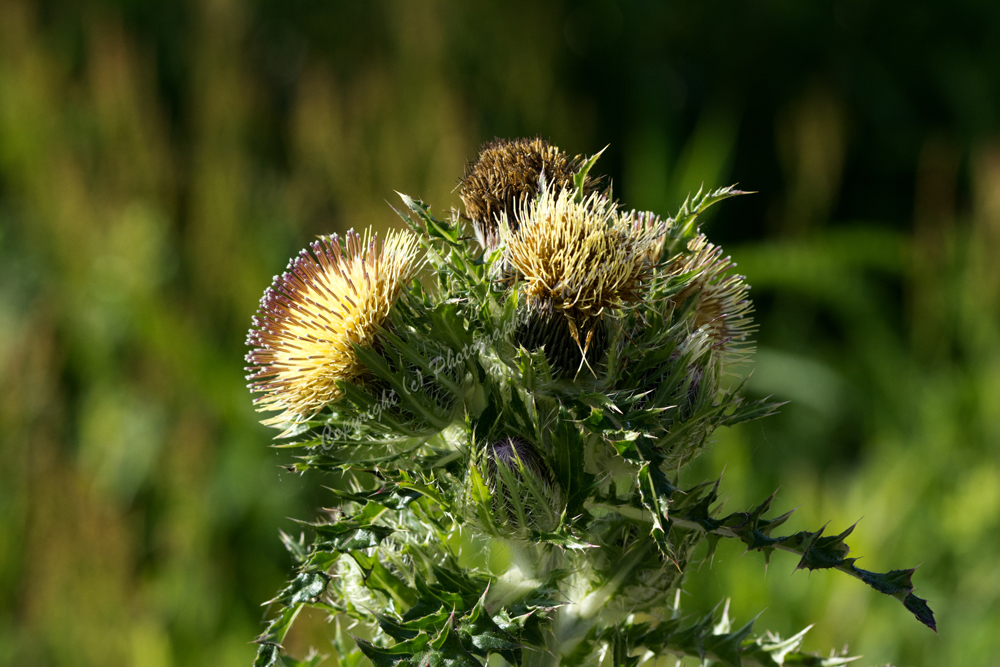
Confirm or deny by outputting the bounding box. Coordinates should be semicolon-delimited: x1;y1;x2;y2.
1;1;998;666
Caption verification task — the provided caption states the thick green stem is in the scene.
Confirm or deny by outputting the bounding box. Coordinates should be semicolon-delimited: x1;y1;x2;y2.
522;540;654;667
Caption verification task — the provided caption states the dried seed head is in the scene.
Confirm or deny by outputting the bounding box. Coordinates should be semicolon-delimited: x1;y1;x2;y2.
460;137;591;248
670;234;755;366
503;188;657;367
245;228;421;430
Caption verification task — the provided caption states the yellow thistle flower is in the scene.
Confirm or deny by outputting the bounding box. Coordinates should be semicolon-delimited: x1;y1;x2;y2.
671;234;756;365
460;137;592;248
245;228;421;429
502;187;656;363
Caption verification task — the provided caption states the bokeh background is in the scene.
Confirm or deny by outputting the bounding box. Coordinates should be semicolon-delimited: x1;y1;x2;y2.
1;1;998;666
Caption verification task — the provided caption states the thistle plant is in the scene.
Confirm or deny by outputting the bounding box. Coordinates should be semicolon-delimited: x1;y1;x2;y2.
245;139;935;667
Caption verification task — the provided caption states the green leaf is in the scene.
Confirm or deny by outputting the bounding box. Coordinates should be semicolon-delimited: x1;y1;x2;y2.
377;614;422;642
325;484;423;511
350;551;419;609
552;410;594;518
276;653;325;667
637;463;673;558
856;566;916;596
310;519;394;553
902;593;937;633
678;479;722;532
722;396;785;427
674;488;937;632
279;530;309;565
253;604;305;667
254;644;280;667
431;562;486;609
271;572;329;606
396;192;462;247
530;523;597;550
672;184;749;246
573;146;607;202
704;615;757;666
458;593;522;664
612;627;640;667
353;633;430;667
421;619;482;667
794;523;856;571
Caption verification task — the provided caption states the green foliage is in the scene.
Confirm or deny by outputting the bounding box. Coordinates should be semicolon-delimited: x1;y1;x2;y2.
250;164;933;667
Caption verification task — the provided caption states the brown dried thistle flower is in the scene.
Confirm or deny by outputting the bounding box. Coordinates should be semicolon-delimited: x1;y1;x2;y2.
245;228;421;430
502;187;657;370
460;137;593;248
670;234;755;366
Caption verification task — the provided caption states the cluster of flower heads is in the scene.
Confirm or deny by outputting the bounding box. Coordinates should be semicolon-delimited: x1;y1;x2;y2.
246;137;752;430
246;139;937;667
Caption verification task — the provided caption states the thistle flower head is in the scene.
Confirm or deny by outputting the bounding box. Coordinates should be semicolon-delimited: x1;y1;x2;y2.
671;234;755;366
245;228;421;429
460;137;590;247
503;187;657;348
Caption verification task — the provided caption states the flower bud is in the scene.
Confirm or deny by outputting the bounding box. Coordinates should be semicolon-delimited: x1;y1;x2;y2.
482;437;562;533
